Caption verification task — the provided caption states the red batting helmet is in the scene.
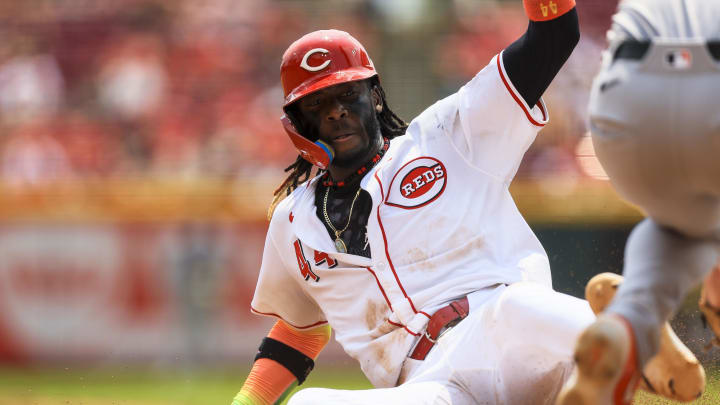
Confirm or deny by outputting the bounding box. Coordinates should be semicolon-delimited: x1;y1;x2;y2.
279;29;378;169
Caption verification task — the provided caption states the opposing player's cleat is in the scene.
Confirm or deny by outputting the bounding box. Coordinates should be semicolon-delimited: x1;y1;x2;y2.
556;315;640;405
641;324;705;401
584;273;623;314
699;269;720;348
565;272;705;403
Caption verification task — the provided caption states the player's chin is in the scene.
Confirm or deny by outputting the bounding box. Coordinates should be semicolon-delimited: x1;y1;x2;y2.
331;138;366;164
331;145;369;167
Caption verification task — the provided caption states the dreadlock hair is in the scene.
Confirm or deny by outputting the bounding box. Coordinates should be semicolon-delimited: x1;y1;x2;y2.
267;77;408;219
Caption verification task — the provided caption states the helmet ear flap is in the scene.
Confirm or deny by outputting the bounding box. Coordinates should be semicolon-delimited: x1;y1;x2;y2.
280;115;334;169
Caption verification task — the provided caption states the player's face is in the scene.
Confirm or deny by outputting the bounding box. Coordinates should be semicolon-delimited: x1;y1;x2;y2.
296;80;382;168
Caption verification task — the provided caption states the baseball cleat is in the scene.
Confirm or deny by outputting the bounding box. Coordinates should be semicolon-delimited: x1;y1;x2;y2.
641;324;705;401
584;272;622;314
582;272;705;402
699;289;720;347
556;315;640;405
699;266;720;348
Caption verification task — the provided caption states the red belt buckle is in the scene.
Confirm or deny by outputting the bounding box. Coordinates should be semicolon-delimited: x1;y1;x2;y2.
409;296;469;360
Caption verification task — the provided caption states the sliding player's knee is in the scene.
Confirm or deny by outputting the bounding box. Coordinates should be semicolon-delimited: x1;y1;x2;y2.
287;388;327;405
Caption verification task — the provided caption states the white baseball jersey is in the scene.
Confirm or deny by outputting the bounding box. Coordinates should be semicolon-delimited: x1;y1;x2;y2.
252;51;551;388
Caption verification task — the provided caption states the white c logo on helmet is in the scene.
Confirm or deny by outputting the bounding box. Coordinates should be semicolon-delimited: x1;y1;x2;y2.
300;48;331;72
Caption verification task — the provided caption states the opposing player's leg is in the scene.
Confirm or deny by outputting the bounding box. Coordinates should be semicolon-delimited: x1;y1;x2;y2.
563;37;720;404
557;272;706;405
588;273;705;397
607;220;717;366
557;210;718;404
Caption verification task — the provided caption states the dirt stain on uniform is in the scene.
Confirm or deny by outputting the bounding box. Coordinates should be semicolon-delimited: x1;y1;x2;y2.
396;360;415;385
406;247;429;263
365;300;385;330
374;345;389;373
366;299;400;339
365;298;407;377
404;247;437;272
369;328;406;375
370;320;398;339
399;219;485;273
403;231;485;273
443;234;485;264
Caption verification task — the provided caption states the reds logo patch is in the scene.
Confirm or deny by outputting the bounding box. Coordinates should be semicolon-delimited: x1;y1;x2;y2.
385;157;447;209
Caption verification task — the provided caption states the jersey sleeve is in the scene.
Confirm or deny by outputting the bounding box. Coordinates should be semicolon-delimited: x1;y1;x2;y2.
250;210;328;330
430;51;549;183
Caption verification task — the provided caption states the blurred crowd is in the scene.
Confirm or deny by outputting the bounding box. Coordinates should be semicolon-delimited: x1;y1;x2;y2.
0;0;617;187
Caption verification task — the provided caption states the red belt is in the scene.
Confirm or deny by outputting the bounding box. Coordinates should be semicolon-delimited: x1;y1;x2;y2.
409;296;469;360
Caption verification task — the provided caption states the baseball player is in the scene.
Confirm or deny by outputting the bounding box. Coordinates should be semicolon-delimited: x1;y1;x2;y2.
556;1;720;404
231;1;697;405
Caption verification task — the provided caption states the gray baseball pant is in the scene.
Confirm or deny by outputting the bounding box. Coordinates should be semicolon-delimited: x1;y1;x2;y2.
589;40;720;365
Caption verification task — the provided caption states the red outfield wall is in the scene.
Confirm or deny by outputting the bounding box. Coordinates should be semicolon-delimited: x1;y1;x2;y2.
0;223;273;364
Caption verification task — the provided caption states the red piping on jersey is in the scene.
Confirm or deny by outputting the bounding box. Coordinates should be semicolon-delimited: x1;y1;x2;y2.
388;319;420;336
496;54;547;127
420;311;431;319
250;306;328;330
388;320;403;328
365;267;394;311
365;266;422;335
404;327;419;336
374;171;419;314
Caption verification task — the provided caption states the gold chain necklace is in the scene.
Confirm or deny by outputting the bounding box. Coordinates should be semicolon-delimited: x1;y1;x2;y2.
322;186;361;253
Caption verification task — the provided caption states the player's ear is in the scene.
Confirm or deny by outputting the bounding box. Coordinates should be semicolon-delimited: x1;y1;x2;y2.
370;85;382;114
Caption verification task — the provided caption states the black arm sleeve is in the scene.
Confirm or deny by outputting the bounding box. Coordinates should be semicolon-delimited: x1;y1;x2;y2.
503;8;580;107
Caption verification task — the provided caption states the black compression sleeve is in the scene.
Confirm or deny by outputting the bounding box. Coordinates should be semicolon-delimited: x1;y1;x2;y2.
503;8;579;107
255;337;315;384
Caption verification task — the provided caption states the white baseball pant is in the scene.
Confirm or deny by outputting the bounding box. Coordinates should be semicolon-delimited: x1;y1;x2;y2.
288;282;594;405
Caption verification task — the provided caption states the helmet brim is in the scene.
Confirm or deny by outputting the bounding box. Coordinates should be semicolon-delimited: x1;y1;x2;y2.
283;67;378;107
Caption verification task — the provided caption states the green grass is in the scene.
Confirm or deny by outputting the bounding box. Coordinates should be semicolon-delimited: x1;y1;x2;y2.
0;365;371;405
0;365;718;404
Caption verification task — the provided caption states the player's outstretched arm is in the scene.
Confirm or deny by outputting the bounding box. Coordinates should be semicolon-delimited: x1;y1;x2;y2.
503;0;580;107
232;321;332;405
